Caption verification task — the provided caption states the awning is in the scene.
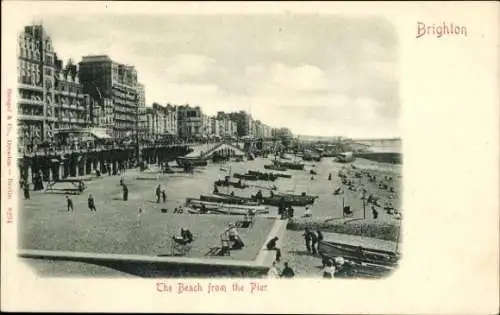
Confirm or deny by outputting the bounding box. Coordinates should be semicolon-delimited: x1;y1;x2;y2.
89;130;112;139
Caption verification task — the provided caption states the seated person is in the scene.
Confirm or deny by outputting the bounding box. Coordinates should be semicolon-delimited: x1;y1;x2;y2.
304;206;312;217
226;224;244;249
173;228;193;245
213;186;219;194
266;236;281;262
343;206;353;216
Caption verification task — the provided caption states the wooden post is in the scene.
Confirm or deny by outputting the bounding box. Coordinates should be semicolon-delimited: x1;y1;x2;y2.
363;198;366;219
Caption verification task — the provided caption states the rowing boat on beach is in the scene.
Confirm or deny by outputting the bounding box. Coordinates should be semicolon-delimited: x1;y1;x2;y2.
185;198;269;215
199;193;259;205
214;179;248;189
248;170;292;179
318;234;400;267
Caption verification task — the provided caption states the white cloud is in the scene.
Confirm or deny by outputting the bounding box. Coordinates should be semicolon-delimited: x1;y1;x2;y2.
164;54;216;82
245;63;331;94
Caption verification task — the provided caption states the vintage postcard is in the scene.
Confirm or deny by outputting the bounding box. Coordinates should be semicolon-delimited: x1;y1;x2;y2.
1;1;498;313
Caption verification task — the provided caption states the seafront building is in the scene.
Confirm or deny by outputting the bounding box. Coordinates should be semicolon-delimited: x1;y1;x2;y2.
17;23;287;153
78;55;140;140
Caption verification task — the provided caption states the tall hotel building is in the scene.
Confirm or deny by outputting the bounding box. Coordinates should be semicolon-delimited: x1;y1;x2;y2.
78;55;139;139
17;25;58;151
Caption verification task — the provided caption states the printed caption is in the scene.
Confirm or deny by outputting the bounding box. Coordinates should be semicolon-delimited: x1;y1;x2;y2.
156;281;268;294
4;89;14;224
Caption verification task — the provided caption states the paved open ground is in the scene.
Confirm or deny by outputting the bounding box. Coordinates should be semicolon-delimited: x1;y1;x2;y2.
20;154;401;277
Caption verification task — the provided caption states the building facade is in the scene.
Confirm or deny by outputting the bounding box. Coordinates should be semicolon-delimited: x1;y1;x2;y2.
136;82;146;108
17;25;96;152
79;55;139;139
177;105;203;139
53;58;89;131
17;25;58;151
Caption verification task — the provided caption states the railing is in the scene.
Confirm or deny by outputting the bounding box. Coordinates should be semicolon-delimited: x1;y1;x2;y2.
18;83;44;91
18;98;44;106
18;114;45;121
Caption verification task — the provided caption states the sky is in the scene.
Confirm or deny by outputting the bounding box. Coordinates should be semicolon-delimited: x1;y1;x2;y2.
39;15;400;138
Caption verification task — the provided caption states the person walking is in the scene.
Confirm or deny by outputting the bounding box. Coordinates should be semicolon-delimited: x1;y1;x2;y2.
372;206;379;219
122;184;129;201
23;182;30;200
316;230;324;249
155;185;161;203
310;229;318;255
66;195;74;212
303;228;312;253
162;190;167;203
88;194;97;212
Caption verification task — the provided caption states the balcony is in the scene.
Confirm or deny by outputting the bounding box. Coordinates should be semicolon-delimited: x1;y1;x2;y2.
18;114;45;121
59;103;72;109
18;98;44;106
18;83;44;92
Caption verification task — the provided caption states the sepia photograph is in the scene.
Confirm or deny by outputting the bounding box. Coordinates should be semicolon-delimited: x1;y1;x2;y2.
2;2;498;314
16;14;402;279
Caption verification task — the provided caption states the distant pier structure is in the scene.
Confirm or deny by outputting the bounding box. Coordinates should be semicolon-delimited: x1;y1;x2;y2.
351;138;402;153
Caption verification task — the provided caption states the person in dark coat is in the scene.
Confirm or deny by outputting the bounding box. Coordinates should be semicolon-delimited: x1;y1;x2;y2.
287;205;294;219
328;173;332;181
266;236;281;262
310;230;318;255
88;194;97;211
162;190;167;203
372;206;379;219
181;228;193;244
23;183;30;200
280;262;295;278
303;228;312;253
122;184;129;201
66;195;74;212
155;185;161;203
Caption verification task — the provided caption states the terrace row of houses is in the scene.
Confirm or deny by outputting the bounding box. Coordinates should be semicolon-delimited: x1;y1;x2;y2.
17;24;282;152
138;104;274;141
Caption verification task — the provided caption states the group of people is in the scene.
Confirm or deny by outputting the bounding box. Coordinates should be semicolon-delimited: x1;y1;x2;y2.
173;227;194;246
155;184;167;203
321;256;354;278
303;228;323;255
268;261;295;278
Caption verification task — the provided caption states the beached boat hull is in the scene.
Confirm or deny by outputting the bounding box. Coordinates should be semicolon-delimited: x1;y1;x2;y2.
264;164;288;172
251;195;315;206
278;162;305;170
186;199;269;215
318;241;399;267
176;157;208;167
199;193;259;205
234;173;278;181
214;180;248;189
248;170;291;179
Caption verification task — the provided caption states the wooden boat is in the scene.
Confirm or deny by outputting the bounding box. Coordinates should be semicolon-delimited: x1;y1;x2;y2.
264;164;288;172
214;179;248;189
186;199;269;215
248;170;291;179
199;193;259;205
318;239;400;268
233;172;278;181
302;153;322;162
176;157;208;167
251;194;315;206
279;161;305;170
274;192;318;203
233;173;258;181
